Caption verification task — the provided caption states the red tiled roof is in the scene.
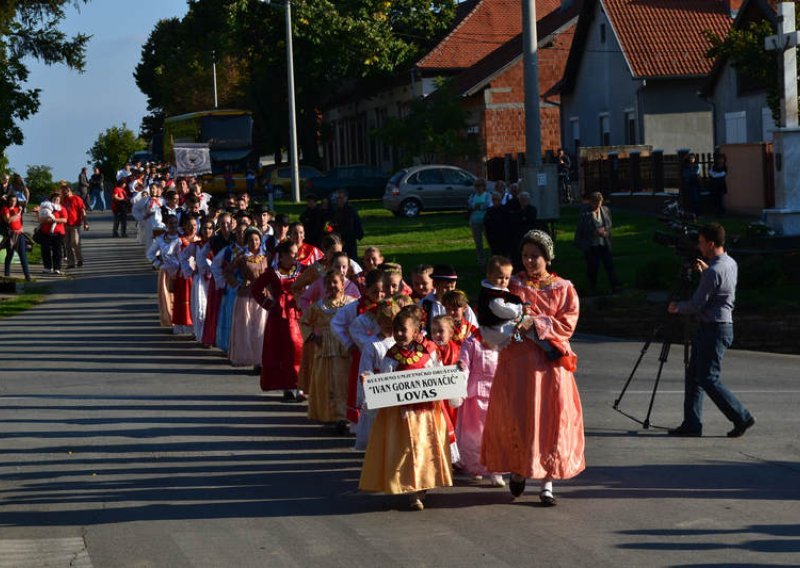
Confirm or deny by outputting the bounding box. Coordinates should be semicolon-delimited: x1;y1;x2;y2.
603;0;733;78
416;0;562;72
451;3;581;96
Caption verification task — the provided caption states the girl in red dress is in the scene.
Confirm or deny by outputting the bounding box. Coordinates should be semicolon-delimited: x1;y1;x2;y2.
252;240;306;402
289;222;324;267
172;215;200;335
442;289;477;348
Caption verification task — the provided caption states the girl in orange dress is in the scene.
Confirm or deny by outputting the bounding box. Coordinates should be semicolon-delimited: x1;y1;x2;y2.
481;230;584;507
359;306;454;511
301;270;356;428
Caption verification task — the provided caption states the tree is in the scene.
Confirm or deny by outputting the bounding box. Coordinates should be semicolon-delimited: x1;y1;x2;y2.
134;0;457;165
703;13;800;123
0;1;90;152
87;124;145;181
373;79;479;165
25;164;55;201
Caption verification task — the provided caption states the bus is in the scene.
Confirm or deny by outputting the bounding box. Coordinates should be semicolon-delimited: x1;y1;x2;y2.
163;109;256;193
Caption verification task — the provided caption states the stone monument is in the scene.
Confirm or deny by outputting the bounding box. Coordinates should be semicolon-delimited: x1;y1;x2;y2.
763;2;800;235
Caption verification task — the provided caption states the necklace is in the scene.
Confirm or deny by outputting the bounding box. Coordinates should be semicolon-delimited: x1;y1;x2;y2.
525;272;557;289
390;342;426;366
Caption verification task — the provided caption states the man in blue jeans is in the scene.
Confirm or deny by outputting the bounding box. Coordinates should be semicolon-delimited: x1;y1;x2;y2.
667;223;755;438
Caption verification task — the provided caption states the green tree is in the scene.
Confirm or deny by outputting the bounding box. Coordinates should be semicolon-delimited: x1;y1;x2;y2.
87;124;145;181
0;1;90;152
134;0;457;165
704;13;800;123
374;79;479;165
25;164;55;202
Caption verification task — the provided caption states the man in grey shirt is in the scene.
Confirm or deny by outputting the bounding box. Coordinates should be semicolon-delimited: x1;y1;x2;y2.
667;223;755;438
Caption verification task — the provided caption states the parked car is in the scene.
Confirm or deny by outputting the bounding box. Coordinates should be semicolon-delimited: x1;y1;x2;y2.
383;165;488;217
304;164;390;200
268;165;323;194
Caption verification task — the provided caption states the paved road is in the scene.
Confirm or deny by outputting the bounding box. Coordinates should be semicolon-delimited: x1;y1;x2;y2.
1;211;798;567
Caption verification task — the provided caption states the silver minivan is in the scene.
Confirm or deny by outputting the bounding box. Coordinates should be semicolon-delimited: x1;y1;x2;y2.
383;165;484;217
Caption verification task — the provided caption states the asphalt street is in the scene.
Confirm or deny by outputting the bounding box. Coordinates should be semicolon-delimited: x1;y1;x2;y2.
0;210;798;567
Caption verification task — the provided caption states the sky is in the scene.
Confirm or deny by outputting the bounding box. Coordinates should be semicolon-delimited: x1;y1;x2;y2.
5;0;190;182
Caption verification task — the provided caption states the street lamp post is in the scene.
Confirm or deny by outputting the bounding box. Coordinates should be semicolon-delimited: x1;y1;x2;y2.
265;0;301;203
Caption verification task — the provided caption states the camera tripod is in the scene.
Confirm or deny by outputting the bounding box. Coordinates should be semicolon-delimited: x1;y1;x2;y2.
612;263;696;429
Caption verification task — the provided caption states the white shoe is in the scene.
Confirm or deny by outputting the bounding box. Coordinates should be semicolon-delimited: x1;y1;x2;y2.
472;474;484;481
490;473;506;487
53;270;63;275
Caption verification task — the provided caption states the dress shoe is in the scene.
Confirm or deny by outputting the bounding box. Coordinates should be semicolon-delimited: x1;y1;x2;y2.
667;424;702;437
539;489;556;507
509;475;526;497
727;416;755;438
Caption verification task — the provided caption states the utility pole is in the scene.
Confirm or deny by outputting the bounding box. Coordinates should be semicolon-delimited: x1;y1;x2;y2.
212;50;219;109
522;0;541;166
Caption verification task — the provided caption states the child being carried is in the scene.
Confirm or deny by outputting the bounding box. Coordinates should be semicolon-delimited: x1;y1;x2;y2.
477;255;561;360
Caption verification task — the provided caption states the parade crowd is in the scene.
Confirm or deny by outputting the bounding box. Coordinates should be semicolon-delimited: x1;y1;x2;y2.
113;162;585;511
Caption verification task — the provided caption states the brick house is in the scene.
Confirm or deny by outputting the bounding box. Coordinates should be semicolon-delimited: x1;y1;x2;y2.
560;0;736;156
321;0;580;177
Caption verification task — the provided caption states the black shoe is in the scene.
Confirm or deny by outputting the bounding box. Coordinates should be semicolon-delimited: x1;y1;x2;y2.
727;416;755;438
509;475;526;498
335;420;350;436
668;424;702;437
281;390;296;403
539;489;556;507
77;261;83;267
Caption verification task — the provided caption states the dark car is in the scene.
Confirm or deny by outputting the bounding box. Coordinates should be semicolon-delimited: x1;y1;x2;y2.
304;164;390;200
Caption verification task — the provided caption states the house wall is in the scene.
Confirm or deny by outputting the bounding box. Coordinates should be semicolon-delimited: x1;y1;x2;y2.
709;62;774;146
640;79;714;152
560;1;642;153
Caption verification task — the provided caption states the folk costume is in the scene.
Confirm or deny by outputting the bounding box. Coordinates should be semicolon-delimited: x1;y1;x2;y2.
252;261;305;392
146;232;181;328
171;235;197;335
480;273;584;481
296;241;324;267
200;233;231;347
228;250;270;367
355;334;395;450
456;333;502;476
301;295;356;422
187;240;212;341
331;296;378;424
359;341;453;495
213;242;243;353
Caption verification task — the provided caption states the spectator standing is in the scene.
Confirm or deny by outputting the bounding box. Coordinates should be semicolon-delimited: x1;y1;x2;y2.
38;191;68;275
78;167;90;205
574;192;622;294
708;154;728;217
467;177;490;265
111;179;129;238
483;191;511;257
331;190;363;259
682;153;702;214
1;194;31;281
88;167;106;211
61;183;88;268
299;193;327;247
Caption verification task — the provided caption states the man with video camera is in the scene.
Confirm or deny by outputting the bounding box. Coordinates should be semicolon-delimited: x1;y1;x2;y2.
667;223;755;438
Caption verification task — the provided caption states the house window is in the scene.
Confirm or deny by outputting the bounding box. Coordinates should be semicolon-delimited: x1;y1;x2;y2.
599;113;610;146
624;110;636;145
725;111;746;144
570;117;580;154
600;23;606;44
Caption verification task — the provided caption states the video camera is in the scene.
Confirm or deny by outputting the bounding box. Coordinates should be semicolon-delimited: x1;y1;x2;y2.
653;196;701;261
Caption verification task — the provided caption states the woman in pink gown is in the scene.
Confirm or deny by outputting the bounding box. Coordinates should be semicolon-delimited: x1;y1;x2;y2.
481;230;584;507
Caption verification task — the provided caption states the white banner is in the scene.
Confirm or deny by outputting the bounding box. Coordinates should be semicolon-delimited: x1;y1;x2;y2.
364;365;467;410
174;143;212;176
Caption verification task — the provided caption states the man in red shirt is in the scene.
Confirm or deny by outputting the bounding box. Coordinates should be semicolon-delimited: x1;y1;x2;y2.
61;182;89;268
111;179;129;238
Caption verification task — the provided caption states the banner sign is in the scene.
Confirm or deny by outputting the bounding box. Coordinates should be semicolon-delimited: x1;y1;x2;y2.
364;365;467;410
174;143;212;176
